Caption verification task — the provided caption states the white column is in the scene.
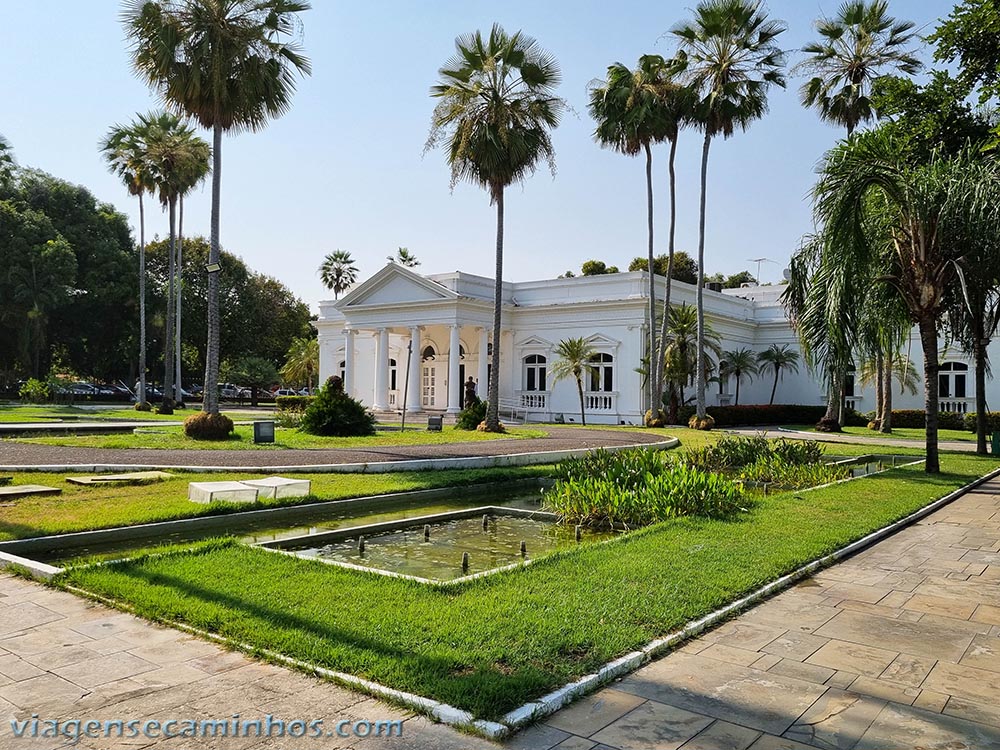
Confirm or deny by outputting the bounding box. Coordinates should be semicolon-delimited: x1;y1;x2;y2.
373;327;389;410
478;327;490;401
343;329;355;395
447;324;462;413
407;326;422;411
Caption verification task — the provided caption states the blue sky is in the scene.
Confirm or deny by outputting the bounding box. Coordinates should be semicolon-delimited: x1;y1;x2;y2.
1;1;950;311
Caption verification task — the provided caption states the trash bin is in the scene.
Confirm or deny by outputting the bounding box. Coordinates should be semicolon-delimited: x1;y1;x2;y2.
253;420;275;444
992;432;1000;456
427;415;443;432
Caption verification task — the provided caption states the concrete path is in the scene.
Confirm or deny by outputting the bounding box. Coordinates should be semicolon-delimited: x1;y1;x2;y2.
728;426;978;454
512;478;1000;750
0;427;665;469
0;575;495;750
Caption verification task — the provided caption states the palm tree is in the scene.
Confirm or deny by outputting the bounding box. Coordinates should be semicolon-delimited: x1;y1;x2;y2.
124;0;312;417
319;250;358;299
388;247;420;267
0;134;15;187
427;24;564;432
551;338;597;426
143;111;211;413
673;0;787;427
720;348;759;405
756;343;800;405
661;303;722;420
589;58;670;420
798;0;921;136
280;337;319;392
100;117;155;408
812;132;998;473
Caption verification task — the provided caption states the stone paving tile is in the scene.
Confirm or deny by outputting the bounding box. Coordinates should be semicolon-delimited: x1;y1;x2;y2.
972;604;1000;626
55;651;160;689
805;640;897;678
783;689;885;750
942;695;1000;728
679;720;761;750
741;595;840;635
767;659;836;686
922;660;1000;705
845;676;920;705
590;700;714;750
545;689;646;738
878;653;936;688
824;671;858;689
853;701;1000;749
618;653;827;736
698;643;762;667
747;735;820;750
702;621;785;652
901;593;978;620
911;689;948;713
814;610;975;662
759;632;828;662
959;633;1000;672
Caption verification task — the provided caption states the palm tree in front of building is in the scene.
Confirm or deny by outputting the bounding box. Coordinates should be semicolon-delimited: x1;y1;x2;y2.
673;0;787;428
756;343;800;405
552;338;597;426
124;0;312;417
280;337;319;393
661;303;722;421
720;348;759;406
427;23;565;432
388;247;420;267
319;250;358;299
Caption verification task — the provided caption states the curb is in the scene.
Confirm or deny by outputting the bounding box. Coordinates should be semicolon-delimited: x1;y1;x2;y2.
0;438;678;474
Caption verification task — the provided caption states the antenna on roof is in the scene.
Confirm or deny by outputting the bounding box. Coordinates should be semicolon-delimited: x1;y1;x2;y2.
746;257;777;284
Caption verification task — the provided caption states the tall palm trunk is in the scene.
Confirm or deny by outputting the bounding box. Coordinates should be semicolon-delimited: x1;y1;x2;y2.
918;317;940;473
654;136;679;421
822;368;843;429
174;195;184;405
734;372;741;406
484;187;504;432
881;354;893;432
137;193;148;408
162;195;177;413
695;131;711;420
769;366;779;405
643;141;656;422
203;123;223;415
975;328;988;455
873;354;884;427
576;372;586;426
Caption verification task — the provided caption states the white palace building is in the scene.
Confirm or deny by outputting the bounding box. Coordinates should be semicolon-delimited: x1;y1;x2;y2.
315;263;985;425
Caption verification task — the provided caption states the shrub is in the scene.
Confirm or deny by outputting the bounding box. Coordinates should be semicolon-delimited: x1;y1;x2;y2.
183;412;235;440
683;434;826;473
889;409;965;430
963;412;1000;433
276;395;314;412
545;449;748;527
688;414;715;430
18;378;50;404
737;454;848;490
815;416;842;432
456;400;487;430
275;410;304;428
134;401;152;412
300;376;376;437
771;438;825;465
673;404;866;427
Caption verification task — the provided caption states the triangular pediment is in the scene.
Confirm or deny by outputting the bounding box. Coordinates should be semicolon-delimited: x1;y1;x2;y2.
585;333;620;349
517;335;554;349
337;264;457;308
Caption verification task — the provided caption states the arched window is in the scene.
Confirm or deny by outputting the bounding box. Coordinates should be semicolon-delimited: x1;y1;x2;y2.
523;354;547;392
939;362;969;400
338;360;346;381
422;345;436;361
588;353;614;392
389;358;398;391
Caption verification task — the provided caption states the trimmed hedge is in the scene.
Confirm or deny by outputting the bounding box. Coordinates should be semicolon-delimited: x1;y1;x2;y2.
963;412;1000;433
276;395;315;412
672;404;867;428
886;409;965;430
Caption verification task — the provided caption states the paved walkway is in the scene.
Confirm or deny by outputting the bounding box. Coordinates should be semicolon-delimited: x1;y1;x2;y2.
728;426;978;454
2;478;998;749
0;427;665;469
512;478;1000;750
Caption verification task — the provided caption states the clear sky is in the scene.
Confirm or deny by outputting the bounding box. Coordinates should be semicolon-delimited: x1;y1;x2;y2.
1;1;949;312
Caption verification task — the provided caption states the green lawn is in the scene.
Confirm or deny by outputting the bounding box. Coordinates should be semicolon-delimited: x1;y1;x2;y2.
0;466;551;541
0;405;263;423
786;424;975;443
11;424;547;451
59;451;996;722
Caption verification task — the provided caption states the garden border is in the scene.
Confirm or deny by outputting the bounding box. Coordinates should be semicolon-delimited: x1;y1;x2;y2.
46;461;1000;739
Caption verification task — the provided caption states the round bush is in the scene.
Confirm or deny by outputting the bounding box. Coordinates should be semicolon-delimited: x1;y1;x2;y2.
456;399;487;430
134;401;152;412
688;414;716;431
184;412;235;440
815;416;842;432
300;377;376;437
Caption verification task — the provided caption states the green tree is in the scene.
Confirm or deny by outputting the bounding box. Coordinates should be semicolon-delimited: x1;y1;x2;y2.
221;355;278;406
428;24;565;432
719;348;759;405
673;0;787;425
660;303;722;421
580;260;619;276
280;337;319;392
628;251;698;284
101;115;157;407
797;0;921;136
125;0;312;417
0;135;15;188
756;343;799;405
388;247;420;267
143;111;211;412
319;250;358;299
811;131;1000;473
551;338;597;426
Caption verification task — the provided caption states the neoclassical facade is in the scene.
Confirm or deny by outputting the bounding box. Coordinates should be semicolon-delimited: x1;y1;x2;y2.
314;263;987;425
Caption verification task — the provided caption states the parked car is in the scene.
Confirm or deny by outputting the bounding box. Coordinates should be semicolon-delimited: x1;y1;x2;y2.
272;388;299;398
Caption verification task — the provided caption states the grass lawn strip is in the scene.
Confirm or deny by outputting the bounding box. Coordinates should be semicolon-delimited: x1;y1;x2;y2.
57;451;999;722
0;405;262;423
785;424;975;443
11;424;547;450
